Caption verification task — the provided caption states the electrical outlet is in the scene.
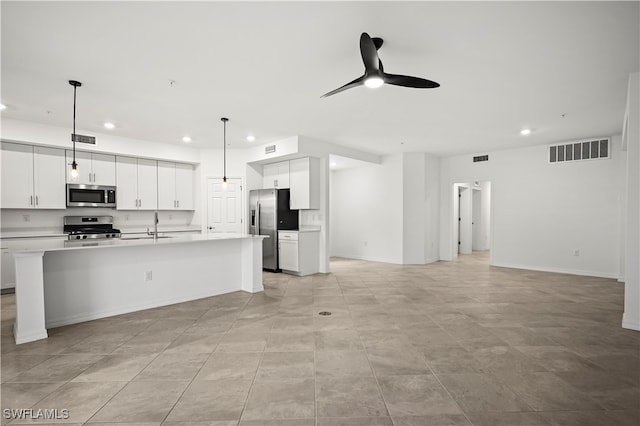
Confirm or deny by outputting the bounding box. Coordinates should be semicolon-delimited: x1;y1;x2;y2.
168;214;173;220
364;241;368;247
144;270;152;281
573;249;580;257
125;215;130;221
22;215;30;222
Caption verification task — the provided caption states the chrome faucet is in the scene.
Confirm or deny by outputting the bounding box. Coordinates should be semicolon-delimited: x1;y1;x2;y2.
147;211;159;240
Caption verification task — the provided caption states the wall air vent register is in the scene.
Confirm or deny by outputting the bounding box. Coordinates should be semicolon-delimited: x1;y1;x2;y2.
71;133;97;146
549;138;609;163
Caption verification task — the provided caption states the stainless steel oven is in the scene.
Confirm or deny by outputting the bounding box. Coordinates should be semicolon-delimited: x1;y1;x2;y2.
66;184;116;208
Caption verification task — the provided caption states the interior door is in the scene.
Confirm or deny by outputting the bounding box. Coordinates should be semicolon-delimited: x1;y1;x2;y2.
207;178;243;233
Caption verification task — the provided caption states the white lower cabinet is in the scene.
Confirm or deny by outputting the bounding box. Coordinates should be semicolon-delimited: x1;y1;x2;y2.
278;230;320;276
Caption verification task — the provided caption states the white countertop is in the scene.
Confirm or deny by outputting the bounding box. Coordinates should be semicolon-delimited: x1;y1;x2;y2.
279;227;321;233
0;226;202;239
10;233;266;254
0;230;68;239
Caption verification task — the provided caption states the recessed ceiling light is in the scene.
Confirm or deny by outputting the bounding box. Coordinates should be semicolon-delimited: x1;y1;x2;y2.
246;135;256;142
330;162;337;167
520;129;531;136
0;104;6;110
103;122;115;129
182;136;192;143
364;77;384;89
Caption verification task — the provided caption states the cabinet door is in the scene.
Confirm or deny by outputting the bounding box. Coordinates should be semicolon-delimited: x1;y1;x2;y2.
157;161;176;210
91;153;116;186
279;240;299;271
1;142;34;208
66;150;92;183
115;156;139;210
175;163;194;210
277;161;290;189
136;159;158;210
289;157;319;209
263;163;279;188
33;146;66;209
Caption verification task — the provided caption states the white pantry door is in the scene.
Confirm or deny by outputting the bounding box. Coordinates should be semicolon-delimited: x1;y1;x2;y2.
207;178;243;234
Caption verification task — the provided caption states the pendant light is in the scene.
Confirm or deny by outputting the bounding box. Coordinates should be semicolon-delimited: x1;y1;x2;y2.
221;117;229;188
69;80;82;180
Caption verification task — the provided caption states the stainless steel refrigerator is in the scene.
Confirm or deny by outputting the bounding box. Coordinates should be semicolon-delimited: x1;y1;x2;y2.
249;189;299;271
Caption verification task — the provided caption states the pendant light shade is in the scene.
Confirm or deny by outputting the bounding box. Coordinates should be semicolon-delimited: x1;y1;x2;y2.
69;80;82;180
221;117;229;187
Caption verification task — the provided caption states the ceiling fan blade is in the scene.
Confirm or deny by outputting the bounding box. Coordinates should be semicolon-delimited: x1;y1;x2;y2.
383;73;440;89
321;75;365;98
360;32;379;72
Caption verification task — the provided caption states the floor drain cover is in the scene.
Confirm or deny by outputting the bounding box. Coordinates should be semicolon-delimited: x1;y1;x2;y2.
318;311;332;316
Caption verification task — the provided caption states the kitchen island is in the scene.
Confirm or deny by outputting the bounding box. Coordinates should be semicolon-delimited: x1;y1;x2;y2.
12;233;266;344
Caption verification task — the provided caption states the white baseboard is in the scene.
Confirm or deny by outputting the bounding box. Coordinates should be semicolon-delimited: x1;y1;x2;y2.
622;314;640;331
490;261;619;279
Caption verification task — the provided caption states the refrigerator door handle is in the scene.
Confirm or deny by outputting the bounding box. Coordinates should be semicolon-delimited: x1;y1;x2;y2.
256;202;260;235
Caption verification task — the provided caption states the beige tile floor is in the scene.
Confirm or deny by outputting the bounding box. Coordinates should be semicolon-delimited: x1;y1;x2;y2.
1;252;639;425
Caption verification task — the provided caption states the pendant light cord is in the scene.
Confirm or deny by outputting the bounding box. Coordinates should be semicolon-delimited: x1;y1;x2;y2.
72;84;77;164
221;117;228;182
69;80;81;168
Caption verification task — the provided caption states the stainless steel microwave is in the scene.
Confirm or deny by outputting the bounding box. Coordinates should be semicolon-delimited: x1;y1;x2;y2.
66;184;116;208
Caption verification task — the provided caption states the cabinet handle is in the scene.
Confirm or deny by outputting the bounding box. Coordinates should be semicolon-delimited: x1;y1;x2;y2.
275;179;278;187
139;199;142;208
30;195;33;206
177;200;179;208
35;196;38;206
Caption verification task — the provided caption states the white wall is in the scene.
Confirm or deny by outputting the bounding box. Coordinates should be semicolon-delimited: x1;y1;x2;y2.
622;72;639;331
330;154;403;264
424;154;440;263
440;137;626;278
402;153;426;263
480;181;492;250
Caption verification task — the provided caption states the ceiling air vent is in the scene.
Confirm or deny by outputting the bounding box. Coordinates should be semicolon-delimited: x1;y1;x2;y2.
549;137;610;163
71;133;97;145
265;145;276;154
473;155;489;162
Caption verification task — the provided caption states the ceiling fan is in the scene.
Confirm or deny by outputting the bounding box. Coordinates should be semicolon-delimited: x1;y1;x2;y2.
321;32;440;98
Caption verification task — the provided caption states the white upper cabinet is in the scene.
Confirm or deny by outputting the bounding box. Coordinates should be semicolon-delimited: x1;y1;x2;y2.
289;157;320;210
1;142;65;209
175;163;194;210
115;156;157;210
65;150;116;185
158;161;194;210
263;161;289;189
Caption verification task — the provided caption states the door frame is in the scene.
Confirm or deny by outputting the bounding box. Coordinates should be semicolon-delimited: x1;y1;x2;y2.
449;179;494;262
206;176;244;234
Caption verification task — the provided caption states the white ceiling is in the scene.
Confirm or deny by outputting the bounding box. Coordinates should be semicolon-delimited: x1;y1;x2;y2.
1;1;638;157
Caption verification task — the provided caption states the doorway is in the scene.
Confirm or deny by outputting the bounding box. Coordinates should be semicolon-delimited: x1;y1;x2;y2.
453;181;491;258
207;178;243;234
